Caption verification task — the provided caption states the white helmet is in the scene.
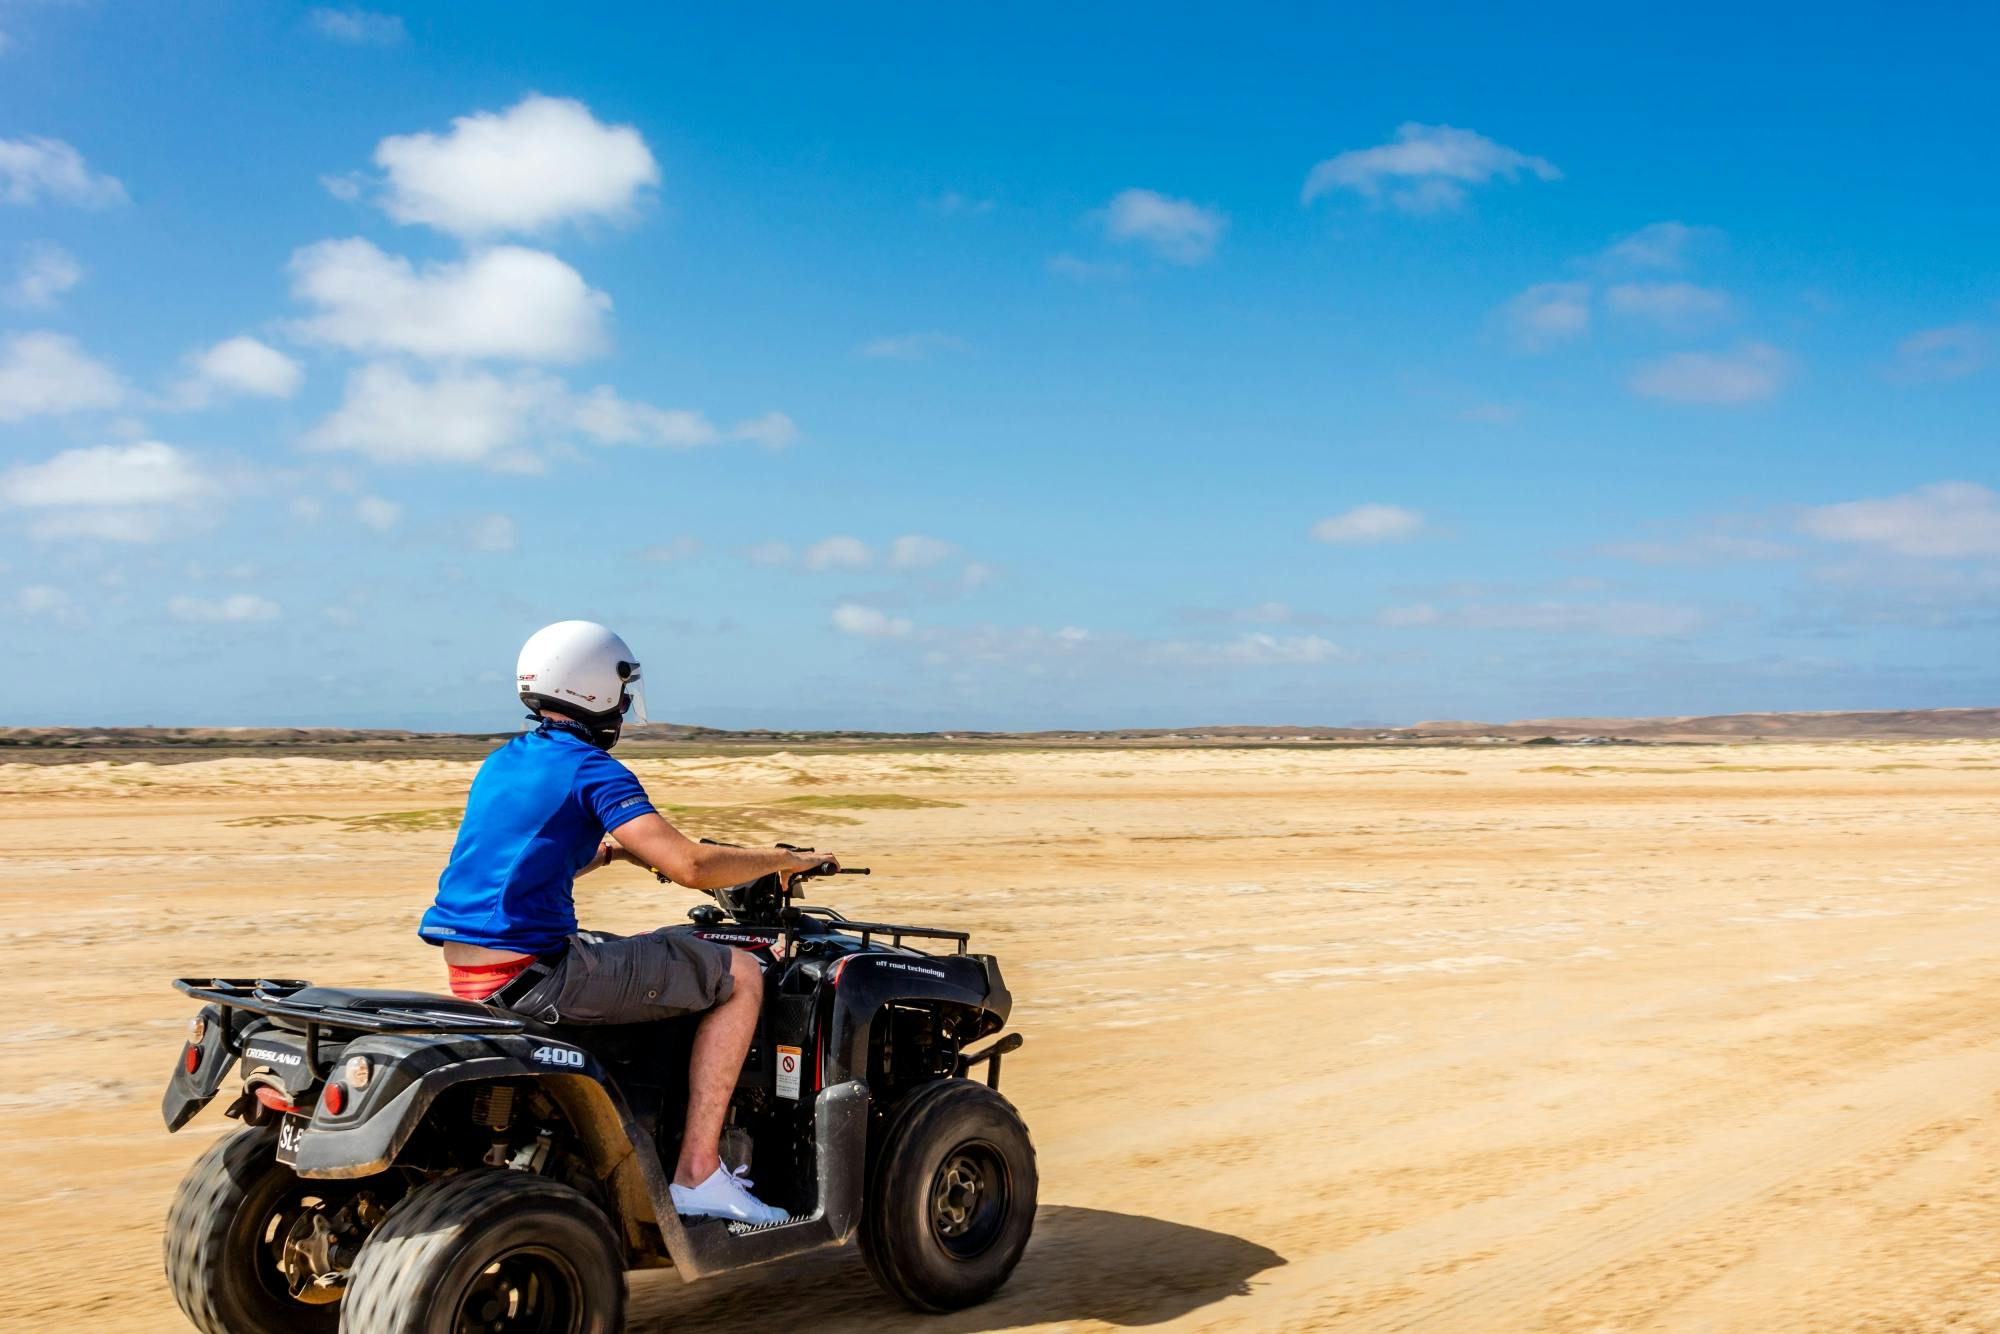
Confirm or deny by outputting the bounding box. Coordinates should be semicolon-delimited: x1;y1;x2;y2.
516;620;648;748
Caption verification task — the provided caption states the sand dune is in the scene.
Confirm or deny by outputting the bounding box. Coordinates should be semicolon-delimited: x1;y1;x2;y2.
5;741;2000;1330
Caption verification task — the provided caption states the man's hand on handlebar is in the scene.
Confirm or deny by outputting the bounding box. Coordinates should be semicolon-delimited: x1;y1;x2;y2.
778;847;840;886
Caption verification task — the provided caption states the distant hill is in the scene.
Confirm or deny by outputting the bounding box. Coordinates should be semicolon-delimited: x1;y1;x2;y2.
2;707;1998;760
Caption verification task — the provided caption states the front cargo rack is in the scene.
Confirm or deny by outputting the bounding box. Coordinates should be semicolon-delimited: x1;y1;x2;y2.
788;906;970;955
174;978;528;1035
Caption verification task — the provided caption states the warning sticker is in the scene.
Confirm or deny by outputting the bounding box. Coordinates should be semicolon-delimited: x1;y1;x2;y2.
775;1045;802;1101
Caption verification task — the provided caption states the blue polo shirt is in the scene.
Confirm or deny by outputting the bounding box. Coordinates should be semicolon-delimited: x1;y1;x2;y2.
419;724;656;954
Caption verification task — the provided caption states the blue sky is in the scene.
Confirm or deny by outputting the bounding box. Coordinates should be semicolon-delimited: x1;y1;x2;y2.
1;3;1995;730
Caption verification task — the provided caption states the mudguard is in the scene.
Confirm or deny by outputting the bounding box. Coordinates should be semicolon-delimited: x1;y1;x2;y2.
291;1027;871;1280
820;951;1011;1088
160;1003;238;1132
290;1031;622;1178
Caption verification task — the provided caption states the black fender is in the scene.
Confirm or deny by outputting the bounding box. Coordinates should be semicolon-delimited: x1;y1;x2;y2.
292;1028;872;1280
819;952;1011;1089
160;1003;239;1131
291;1030;678;1263
291;1031;633;1178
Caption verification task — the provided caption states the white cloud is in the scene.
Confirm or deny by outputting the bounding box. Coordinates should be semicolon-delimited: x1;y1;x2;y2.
887;534;957;569
180;335;303;406
803;536;872;571
305;363;781;468
1047;252;1126;283
290;238;610;362
0;331;122;420
308;7;405;44
1630;342;1788;405
305;362;554;466
1502;281;1590;352
1301;123;1558;212
634;536;701;562
6;242;81;308
832;602;912;637
1312;503;1424;544
1381;599;1703;637
926;192;994;216
1601;221;1711;270
26;511;171;542
1101;188;1226;265
169;594;280;623
1156;633;1349;667
1597;533;1795;564
730;411;798;449
320;171;365;202
1605;281;1732;331
569;386;727;447
1797;482;2000;559
0;440;209;508
16;583;76;622
354;495;400;530
1886;324;1988;385
470;513;516;552
373;94;658;238
0;136;127;208
746;540;793;566
1377;602;1442;627
859;331;967;360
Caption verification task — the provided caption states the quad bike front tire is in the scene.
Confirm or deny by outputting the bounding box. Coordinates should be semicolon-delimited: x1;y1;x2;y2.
337;1169;624;1334
164;1125;348;1334
861;1077;1038;1312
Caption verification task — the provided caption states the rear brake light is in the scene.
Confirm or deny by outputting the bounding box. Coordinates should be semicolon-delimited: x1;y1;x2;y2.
323;1083;345;1116
183;1045;200;1074
252;1085;300;1115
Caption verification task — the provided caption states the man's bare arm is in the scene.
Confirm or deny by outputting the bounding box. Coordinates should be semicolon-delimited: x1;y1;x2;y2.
601;812;833;889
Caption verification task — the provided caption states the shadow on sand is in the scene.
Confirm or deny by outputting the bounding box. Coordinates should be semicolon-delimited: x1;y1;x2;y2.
625;1204;1285;1331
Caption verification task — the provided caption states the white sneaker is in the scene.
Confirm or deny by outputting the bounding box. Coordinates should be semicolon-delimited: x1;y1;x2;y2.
670;1165;790;1226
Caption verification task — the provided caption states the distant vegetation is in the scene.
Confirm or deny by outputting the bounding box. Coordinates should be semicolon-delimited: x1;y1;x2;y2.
5;708;1999;767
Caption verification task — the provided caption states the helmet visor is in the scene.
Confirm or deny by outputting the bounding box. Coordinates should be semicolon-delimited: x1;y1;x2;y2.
620;667;648;724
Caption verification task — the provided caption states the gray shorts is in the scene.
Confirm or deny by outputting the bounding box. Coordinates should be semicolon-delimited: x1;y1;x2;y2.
504;927;736;1025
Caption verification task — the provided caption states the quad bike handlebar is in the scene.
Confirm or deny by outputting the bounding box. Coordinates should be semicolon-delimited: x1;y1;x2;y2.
657;841;870;926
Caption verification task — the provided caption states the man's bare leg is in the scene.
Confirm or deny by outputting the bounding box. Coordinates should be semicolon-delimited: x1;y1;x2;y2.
673;949;762;1187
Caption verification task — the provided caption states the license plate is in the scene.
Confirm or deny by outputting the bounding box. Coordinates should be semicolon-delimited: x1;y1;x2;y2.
275;1113;309;1167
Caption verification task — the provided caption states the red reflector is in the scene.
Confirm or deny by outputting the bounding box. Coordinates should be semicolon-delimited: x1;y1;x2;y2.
323;1083;345;1116
183;1045;200;1074
252;1085;300;1115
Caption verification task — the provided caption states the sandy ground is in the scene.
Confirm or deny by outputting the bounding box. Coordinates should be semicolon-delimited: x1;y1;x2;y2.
5;740;2000;1332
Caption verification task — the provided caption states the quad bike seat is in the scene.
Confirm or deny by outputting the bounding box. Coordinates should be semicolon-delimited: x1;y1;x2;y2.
286;985;511;1023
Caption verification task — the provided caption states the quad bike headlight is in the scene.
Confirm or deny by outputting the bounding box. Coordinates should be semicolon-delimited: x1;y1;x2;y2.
343;1055;370;1089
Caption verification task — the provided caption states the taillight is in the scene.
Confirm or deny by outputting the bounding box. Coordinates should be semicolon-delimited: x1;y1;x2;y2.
183;1045;200;1074
323;1083;345;1116
252;1085;300;1115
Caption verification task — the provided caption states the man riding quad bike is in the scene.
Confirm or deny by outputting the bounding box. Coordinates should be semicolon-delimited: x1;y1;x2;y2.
158;622;1035;1332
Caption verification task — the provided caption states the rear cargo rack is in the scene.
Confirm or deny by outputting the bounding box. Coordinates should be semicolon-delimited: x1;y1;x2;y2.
175;978;527;1035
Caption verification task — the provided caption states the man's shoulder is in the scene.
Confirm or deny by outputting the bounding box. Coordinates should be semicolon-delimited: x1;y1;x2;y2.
571;743;640;785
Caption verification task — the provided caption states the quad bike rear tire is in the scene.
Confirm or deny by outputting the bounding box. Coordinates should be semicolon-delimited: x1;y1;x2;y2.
860;1077;1038;1312
337;1169;624;1334
164;1125;346;1334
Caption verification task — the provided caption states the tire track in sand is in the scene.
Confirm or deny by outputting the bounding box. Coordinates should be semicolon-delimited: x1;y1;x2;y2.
1271;1038;2000;1331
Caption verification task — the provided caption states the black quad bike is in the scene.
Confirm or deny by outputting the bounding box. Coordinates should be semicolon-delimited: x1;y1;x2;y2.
159;858;1035;1333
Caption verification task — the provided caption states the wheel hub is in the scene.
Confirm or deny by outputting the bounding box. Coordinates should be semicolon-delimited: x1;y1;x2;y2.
932;1155;985;1238
276;1189;387;1304
453;1249;579;1334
